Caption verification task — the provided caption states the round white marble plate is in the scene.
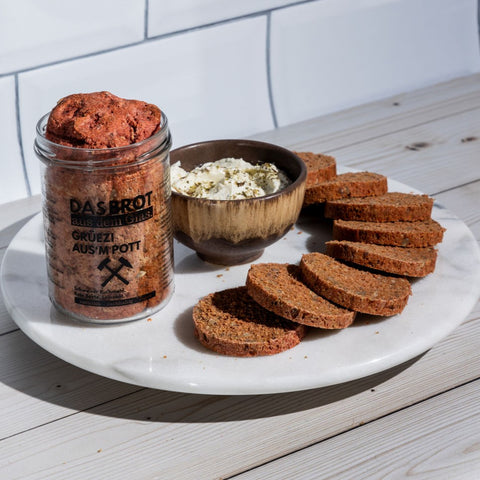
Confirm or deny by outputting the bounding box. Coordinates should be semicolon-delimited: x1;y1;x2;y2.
2;176;480;395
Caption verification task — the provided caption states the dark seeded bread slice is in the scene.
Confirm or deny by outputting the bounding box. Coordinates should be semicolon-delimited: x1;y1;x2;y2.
193;286;307;357
304;172;387;206
294;151;337;187
324;192;434;222
333;219;445;247
300;253;411;316
325;240;437;277
246;263;355;329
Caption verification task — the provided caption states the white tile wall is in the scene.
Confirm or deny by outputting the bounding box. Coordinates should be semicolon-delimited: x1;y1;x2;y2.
19;16;274;195
0;77;28;203
0;0;478;205
0;0;145;74
270;0;480;126
148;0;300;37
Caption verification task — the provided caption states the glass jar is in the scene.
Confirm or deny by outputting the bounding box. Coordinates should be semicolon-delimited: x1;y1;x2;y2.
35;112;174;323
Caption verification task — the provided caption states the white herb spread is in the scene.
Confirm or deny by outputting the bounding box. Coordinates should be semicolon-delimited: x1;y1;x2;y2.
170;158;291;200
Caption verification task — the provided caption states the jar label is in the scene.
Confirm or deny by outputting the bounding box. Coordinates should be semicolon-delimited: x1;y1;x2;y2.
42;161;173;322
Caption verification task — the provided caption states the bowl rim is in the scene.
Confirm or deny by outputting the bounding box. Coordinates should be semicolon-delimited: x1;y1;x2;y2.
169;138;307;203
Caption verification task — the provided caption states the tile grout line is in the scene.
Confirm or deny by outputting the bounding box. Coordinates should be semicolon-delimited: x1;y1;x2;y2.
14;74;31;197
144;0;149;40
266;12;278;129
0;0;320;79
0;40;146;79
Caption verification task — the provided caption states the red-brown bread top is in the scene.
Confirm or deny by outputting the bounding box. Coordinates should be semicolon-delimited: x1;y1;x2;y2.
193;287;308;357
325;240;438;277
324;192;434;222
303;171;387;205
246;263;355;328
300;253;411;316
46;91;161;148
332;219;445;247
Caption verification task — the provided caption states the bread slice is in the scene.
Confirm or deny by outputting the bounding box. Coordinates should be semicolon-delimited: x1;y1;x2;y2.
332;218;445;247
246;263;355;328
304;171;387;205
325;240;437;277
294;151;336;187
300;253;411;316
324;192;434;222
193;286;307;357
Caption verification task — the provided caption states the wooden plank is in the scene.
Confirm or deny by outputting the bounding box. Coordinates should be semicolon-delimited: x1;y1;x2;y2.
0;330;141;440
0;195;41;334
436;180;480;242
0;197;40;333
0;301;478;479
253;76;480;198
251;74;480;152
0;194;40;249
312;107;480;196
0;248;17;335
234;378;480;480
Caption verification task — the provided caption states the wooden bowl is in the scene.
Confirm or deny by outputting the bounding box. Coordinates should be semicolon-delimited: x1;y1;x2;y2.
170;139;307;265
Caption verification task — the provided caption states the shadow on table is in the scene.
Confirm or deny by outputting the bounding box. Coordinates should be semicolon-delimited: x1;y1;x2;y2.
0;328;425;425
104;355;423;424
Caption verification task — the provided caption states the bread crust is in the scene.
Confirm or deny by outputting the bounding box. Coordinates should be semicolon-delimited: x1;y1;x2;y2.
294;151;337;187
324;192;434;222
246;263;355;328
304;172;387;206
325;240;437;277
333;219;445;247
300;253;411;316
193;287;307;357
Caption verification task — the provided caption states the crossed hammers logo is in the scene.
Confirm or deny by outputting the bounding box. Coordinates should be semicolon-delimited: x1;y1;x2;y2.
97;257;133;287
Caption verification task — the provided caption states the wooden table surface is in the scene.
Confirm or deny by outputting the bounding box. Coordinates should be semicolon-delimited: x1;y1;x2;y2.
1;74;479;479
